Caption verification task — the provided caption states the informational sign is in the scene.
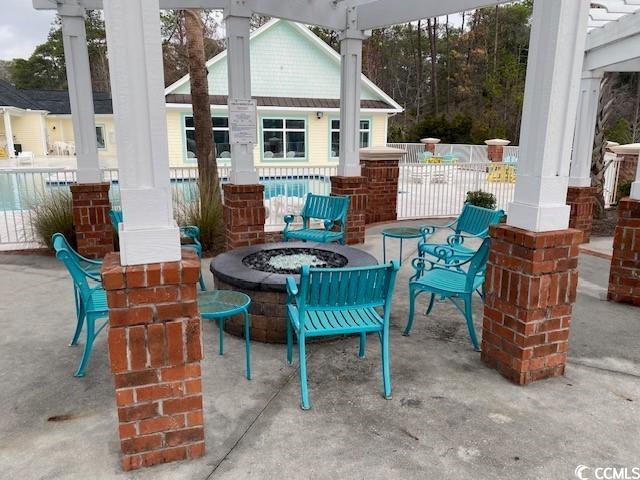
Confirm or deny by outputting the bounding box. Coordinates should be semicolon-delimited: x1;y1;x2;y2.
229;99;257;144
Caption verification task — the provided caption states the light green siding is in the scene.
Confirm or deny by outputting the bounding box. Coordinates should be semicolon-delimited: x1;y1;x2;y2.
172;21;379;101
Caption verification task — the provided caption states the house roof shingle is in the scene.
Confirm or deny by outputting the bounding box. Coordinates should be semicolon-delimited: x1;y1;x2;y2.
165;94;394;110
0;80;113;115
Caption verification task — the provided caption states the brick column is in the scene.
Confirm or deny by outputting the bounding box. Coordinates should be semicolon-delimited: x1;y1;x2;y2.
70;182;113;258
222;184;266;250
607;198;640;306
330;176;366;244
485;139;510;163
619;154;639;185
566;186;597;243
420;137;440;154
102;250;205;471
481;225;581;385
360;147;404;224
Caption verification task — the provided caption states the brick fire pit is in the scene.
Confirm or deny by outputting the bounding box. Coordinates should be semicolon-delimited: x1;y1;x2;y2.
210;242;377;343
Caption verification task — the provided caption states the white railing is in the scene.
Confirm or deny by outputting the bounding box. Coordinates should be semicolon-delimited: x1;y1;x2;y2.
603;154;622;208
0;165;336;247
397;162;516;219
388;143;504;164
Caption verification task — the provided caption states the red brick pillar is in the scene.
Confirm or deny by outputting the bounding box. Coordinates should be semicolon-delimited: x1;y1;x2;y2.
607;198;640;306
566;186;597;243
619;154;639;185
481;225;581;385
70;182;113;258
485;139;510;163
330;176;367;244
102;250;205;471
420;137;440;154
360;147;404;224
222;184;266;250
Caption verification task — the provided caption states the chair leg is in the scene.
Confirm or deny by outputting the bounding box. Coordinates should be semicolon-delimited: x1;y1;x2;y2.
70;298;85;347
74;315;96;377
218;318;225;355
381;329;392;399
403;286;419;336
425;293;436;315
298;336;310;410
198;272;206;291
286;317;293;364
463;295;480;352
359;332;366;358
243;310;251;380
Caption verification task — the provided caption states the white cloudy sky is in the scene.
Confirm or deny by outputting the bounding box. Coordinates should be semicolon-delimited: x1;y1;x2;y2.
0;0;56;60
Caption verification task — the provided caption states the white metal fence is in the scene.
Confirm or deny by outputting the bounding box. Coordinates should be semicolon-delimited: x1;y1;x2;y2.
0;165;336;247
388;142;514;164
397;162;516;218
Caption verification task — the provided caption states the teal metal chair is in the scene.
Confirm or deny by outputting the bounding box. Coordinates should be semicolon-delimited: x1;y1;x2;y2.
51;233;102;348
419;204;504;263
286;262;400;410
53;234;109;377
404;238;491;351
283;193;350;244
110;209;206;291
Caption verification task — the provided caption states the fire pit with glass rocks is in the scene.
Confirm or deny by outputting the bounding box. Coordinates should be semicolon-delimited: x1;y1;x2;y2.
210;242;377;343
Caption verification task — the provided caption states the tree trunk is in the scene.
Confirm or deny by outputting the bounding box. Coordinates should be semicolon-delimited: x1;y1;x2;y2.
184;9;223;251
416;20;422;119
493;5;499;74
427;18;439;115
445;15;450;114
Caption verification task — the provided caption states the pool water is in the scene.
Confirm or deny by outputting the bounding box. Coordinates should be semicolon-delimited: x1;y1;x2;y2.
0;172;330;211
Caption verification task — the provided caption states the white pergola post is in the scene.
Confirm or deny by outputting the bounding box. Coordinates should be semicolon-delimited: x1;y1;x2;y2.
225;5;259;185
3;110;14;158
103;0;180;265
569;70;603;187
338;7;367;177
59;1;101;183
508;0;590;232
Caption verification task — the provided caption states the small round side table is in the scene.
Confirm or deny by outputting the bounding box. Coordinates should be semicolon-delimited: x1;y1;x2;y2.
381;226;426;266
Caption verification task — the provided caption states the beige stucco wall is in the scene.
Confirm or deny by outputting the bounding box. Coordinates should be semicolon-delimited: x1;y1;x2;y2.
11;112;47;156
46;115;117;159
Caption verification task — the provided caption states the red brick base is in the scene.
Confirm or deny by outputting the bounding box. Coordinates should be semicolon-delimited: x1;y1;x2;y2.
361;159;399;224
223;184;266;250
102;250;205;471
70;182;113;258
487;144;504;162
566;186;597;244
330;176;366;244
607;197;640;306
481;225;581;385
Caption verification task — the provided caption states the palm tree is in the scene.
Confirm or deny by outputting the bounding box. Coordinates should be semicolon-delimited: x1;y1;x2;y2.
183;9;223;251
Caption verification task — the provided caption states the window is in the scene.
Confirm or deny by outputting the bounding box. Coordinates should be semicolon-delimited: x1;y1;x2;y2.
262;118;306;159
330;119;371;158
184;116;230;160
95;125;106;150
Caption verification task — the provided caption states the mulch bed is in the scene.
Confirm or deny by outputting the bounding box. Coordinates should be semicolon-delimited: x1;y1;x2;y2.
591;208;618;237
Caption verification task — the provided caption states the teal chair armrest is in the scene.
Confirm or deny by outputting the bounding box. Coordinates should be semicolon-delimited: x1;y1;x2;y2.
284;214;300;225
446;230;488;247
323;219;335;231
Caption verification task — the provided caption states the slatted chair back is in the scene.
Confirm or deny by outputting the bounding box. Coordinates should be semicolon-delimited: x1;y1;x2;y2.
465;238;491;291
53;234;97;301
51;233;101;277
296;263;399;335
456;204;504;237
300;193;350;227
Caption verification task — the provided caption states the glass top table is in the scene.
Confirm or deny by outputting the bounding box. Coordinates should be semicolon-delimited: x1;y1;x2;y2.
198;290;251;319
381;226;427;265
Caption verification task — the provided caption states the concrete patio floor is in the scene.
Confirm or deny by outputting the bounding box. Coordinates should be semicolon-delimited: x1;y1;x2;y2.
0;220;638;479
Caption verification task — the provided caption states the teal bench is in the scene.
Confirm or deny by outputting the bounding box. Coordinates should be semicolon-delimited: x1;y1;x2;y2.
286;262;399;409
283;193;350;244
419;203;504;263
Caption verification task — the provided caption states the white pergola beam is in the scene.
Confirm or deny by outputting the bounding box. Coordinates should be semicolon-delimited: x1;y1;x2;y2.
356;0;509;31
34;0;346;28
3;110;15;158
508;0;589;232
103;0;180;265
584;33;640;71
587;9;640;51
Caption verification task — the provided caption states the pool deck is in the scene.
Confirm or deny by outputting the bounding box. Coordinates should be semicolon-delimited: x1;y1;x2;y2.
0;220;639;479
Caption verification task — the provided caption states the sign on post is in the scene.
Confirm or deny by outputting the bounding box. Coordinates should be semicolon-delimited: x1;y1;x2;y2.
229;99;257;144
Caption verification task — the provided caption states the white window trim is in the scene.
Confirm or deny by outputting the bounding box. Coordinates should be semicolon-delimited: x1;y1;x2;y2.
261;117;307;161
330;118;371;160
95;124;107;151
184;115;231;162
